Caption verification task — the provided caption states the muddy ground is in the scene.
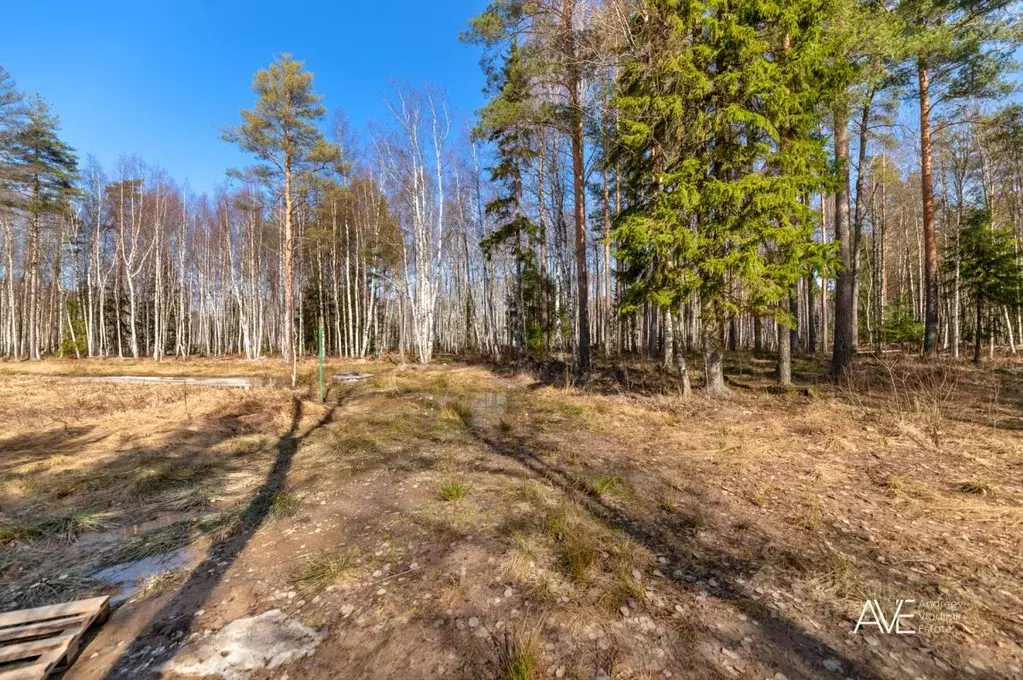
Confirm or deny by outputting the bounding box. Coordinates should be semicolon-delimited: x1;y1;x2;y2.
0;354;1021;679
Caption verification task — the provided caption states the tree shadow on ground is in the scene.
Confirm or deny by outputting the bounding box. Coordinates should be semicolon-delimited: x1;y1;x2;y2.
101;395;341;679
459;419;883;680
0;425;101;475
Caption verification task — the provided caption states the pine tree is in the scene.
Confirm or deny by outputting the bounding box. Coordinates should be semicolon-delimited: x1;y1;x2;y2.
3;94;78;359
0;66;25;226
223;54;339;380
896;0;1020;358
612;0;837;396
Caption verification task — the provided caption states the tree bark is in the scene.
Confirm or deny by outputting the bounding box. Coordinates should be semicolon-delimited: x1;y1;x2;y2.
703;324;728;397
565;0;589;375
832;105;855;378
777;304;792;387
919;60;940;358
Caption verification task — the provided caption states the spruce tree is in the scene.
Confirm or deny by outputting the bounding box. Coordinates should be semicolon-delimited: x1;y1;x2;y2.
464;0;596;373
477;42;551;359
612;0;837;396
955;209;1023;363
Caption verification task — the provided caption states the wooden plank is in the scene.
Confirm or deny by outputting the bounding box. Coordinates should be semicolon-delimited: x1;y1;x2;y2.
0;634;74;664
0;597;108;629
0;660;52;680
0;615;89;643
0;644;68;680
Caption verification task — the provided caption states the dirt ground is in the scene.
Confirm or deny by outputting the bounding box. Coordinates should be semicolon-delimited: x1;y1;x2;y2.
1;353;1021;679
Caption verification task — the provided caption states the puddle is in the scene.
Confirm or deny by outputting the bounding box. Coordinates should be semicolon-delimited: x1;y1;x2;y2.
92;546;202;604
122;513;195;536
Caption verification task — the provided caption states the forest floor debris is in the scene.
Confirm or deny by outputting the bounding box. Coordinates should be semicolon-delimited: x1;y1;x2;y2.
0;354;1021;678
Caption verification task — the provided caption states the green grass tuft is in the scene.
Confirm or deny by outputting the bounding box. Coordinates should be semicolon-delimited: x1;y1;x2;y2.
439;479;472;502
590;472;629;498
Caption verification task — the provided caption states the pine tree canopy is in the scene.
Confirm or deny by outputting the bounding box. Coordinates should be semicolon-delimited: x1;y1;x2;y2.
222;53;339;181
2;94;79;216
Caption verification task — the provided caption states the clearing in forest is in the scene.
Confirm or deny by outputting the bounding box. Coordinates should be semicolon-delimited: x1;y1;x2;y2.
0;356;1021;679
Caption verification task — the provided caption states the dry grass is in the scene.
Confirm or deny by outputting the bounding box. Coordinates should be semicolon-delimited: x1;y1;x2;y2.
2;354;1021;677
294;548;360;595
489;629;543;680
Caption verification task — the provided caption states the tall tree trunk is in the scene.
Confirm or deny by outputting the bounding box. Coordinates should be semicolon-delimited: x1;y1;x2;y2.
851;95;874;352
918;60;940;357
565;0;589;374
283;163;296;383
832;105;854;377
820;192;829;353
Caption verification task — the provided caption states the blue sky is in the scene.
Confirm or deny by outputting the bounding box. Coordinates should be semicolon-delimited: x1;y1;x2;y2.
0;0;488;192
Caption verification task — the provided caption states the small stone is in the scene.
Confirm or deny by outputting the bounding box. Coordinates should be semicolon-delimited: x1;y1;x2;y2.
340;604;355;618
556;667;566;678
504;587;513;598
468;617;479;629
823;658;842;672
620;606;630;617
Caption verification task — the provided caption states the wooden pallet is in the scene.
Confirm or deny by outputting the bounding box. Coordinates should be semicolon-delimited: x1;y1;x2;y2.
0;597;109;680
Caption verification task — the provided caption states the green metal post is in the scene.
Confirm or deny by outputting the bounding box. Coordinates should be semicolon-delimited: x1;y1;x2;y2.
318;316;325;402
